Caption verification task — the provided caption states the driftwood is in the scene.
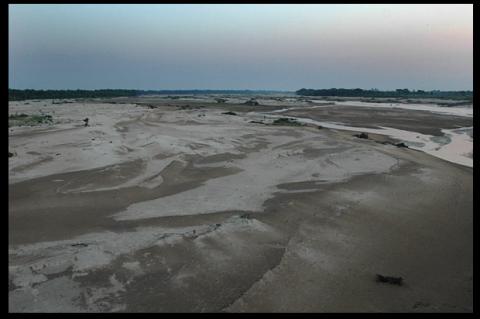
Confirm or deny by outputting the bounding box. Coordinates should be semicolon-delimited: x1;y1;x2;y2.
380;141;409;148
376;274;403;286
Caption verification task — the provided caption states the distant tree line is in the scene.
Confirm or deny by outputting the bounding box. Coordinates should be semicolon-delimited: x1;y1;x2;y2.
8;89;287;101
139;89;284;95
296;88;473;99
9;89;139;101
11;88;471;101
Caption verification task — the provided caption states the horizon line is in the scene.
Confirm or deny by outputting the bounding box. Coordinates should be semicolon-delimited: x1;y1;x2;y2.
8;88;474;92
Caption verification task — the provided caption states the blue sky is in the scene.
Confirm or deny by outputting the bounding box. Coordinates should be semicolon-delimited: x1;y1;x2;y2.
9;4;473;90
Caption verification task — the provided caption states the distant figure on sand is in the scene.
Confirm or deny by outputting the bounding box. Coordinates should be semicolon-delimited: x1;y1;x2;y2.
83;118;89;127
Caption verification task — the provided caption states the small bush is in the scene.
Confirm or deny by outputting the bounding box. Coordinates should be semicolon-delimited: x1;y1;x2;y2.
244;99;259;106
272;118;303;126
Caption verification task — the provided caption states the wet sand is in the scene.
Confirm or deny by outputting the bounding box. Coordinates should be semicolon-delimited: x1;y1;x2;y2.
9;97;472;312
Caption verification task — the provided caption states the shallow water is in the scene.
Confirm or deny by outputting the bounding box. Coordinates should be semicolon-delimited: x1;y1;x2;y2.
334;101;473;117
251;111;473;168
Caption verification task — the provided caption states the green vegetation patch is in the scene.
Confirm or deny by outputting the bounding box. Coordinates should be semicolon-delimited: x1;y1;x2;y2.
9;113;54;127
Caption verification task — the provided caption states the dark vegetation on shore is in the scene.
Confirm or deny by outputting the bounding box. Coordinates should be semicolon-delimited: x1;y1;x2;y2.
9;89;139;101
272;118;304;126
8;89;286;101
296;88;473;100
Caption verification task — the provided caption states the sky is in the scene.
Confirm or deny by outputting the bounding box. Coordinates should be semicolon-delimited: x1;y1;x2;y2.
9;4;473;91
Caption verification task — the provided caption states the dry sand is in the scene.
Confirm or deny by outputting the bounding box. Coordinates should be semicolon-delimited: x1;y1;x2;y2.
8;97;472;312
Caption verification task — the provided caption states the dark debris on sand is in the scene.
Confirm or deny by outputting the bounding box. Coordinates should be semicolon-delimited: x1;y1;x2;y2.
354;132;369;139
